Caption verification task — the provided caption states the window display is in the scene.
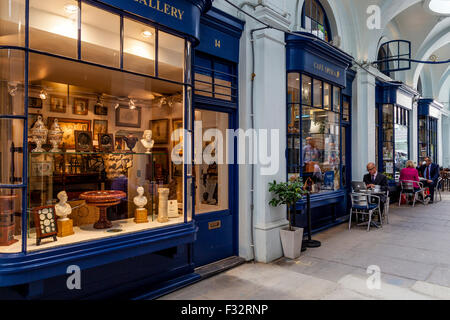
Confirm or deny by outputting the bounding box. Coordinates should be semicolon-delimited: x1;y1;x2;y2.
418;116;438;164
287;73;342;194
0;1;191;253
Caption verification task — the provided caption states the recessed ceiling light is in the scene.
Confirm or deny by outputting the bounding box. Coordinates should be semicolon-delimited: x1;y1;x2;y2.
428;0;450;14
141;30;153;38
64;4;78;14
39;89;47;100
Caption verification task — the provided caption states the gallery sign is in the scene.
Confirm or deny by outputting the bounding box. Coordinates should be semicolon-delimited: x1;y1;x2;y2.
96;0;209;41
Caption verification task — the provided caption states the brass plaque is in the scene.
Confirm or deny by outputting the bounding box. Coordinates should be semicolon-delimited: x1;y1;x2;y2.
208;220;221;230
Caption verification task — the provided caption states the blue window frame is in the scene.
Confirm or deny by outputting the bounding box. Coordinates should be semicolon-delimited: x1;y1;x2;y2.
418;116;438;164
302;0;332;42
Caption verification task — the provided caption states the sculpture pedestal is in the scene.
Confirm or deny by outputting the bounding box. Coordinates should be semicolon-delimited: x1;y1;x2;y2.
80;191;126;229
134;208;148;223
157;188;169;223
57;219;74;237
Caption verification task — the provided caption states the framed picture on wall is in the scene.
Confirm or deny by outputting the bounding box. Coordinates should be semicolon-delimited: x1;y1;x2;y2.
93;120;108;141
115;105;141;128
28;97;43;109
47;118;91;149
98;133;114;152
115;136;125;151
75;131;93;152
146;147;169;183
73;98;89;115
49;95;67;113
149;119;169;144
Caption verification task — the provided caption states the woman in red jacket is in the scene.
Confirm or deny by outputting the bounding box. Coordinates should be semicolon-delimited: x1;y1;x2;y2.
400;160;420;190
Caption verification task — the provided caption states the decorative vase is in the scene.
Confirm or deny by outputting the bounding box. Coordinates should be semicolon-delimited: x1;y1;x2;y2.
30;115;48;153
48;119;63;152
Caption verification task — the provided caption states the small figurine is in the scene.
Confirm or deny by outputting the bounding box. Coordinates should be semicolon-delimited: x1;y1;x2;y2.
55;191;74;237
141;130;154;154
133;186;148;223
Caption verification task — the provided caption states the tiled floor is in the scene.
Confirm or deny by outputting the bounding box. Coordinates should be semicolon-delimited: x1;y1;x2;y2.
159;192;450;300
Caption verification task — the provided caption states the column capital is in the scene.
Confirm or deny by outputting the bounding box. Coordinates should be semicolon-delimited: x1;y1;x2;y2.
254;3;291;30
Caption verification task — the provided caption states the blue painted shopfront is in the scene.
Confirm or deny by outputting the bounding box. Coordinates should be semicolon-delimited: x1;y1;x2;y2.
285;32;355;233
375;81;418;181
0;0;215;300
192;8;244;267
418;99;442;164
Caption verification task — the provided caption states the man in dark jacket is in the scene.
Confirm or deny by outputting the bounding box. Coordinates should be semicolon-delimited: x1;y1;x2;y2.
363;162;389;214
418;156;440;203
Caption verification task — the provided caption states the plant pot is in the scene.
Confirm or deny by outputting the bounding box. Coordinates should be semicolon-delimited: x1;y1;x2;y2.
280;227;304;260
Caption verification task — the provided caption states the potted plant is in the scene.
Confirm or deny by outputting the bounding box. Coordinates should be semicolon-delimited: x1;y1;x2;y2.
269;177;307;259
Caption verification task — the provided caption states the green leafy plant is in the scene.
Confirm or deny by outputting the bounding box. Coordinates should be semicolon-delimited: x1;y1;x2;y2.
383;172;394;180
269;177;307;231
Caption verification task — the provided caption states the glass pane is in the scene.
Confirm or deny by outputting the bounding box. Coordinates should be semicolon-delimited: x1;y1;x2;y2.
317;7;325;25
288;73;300;103
395;123;408;173
305;0;311;17
214;61;233;101
123;18;155;76
288;104;300;134
311;0;318;21
302;107;340;193
0;118;23;184
333;87;341;112
0;49;25;115
30;0;78;58
341;126;346;187
342;98;350;122
305;16;312;32
194;110;229;214
301;75;312;105
0;188;22;253
323;83;331;110
81;3;120;68
27;52;186;251
158;31;184;82
0;0;25;46
313;79;322;108
288;136;300;168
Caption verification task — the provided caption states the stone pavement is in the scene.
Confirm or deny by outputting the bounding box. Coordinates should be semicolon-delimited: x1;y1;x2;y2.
159;192;450;300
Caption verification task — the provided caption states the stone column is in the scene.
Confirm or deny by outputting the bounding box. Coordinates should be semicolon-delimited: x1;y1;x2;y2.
352;66;376;179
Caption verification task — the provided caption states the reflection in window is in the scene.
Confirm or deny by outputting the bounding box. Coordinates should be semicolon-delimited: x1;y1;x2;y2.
29;0;79;58
313;79;322;108
288;73;300;103
0;0;25;46
194;110;229;214
81;3;120;68
123;18;155;76
302;75;311;105
158;31;185;82
0;49;25;115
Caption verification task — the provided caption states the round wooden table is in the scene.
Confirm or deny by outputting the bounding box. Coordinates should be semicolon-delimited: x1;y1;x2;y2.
80;191;126;229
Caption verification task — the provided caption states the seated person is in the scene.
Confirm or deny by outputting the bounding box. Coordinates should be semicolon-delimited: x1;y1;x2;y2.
418;156;440;203
363;162;388;214
399;160;420;191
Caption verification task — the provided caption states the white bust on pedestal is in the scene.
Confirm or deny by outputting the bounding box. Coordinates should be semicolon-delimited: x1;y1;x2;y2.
55;191;71;221
141;130;154;154
133;186;148;223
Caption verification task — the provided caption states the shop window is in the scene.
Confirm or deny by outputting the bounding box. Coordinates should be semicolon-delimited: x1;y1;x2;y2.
29;0;79;58
382;104;394;175
0;0;25;46
24;50;187;252
333;86;341;113
158;31;185;82
0;49;25;115
287;72;342;193
194;110;229;214
342;95;350;122
302;0;331;42
123;18;156;76
0;188;22;253
81;3;120;68
193;53;236;102
288;73;300;103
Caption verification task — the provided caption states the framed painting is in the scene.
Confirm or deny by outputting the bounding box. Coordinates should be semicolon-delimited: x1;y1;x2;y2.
146;147;169;183
32;206;57;246
47;118;91;150
115;105;142;128
98;133;114;152
115;136;125;151
149;119;169;144
73;98;89;115
49;95;67;113
93;120;108;141
75;131;93;152
94;103;108;115
28;97;43;109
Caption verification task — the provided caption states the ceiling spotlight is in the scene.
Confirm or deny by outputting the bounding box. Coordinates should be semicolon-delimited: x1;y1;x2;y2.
129;99;136;109
39;89;48;100
141;30;153;38
64;4;78;14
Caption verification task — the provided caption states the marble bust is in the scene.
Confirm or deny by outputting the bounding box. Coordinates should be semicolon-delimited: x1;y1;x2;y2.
55;191;71;221
133;186;148;209
141;130;154;154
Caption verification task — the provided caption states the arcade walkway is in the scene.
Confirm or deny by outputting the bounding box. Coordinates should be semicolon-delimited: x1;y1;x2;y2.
160;193;450;300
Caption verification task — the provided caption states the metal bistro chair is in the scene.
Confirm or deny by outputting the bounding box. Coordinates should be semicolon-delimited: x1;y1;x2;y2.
436;177;443;202
383;189;390;224
399;180;426;207
349;192;381;232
